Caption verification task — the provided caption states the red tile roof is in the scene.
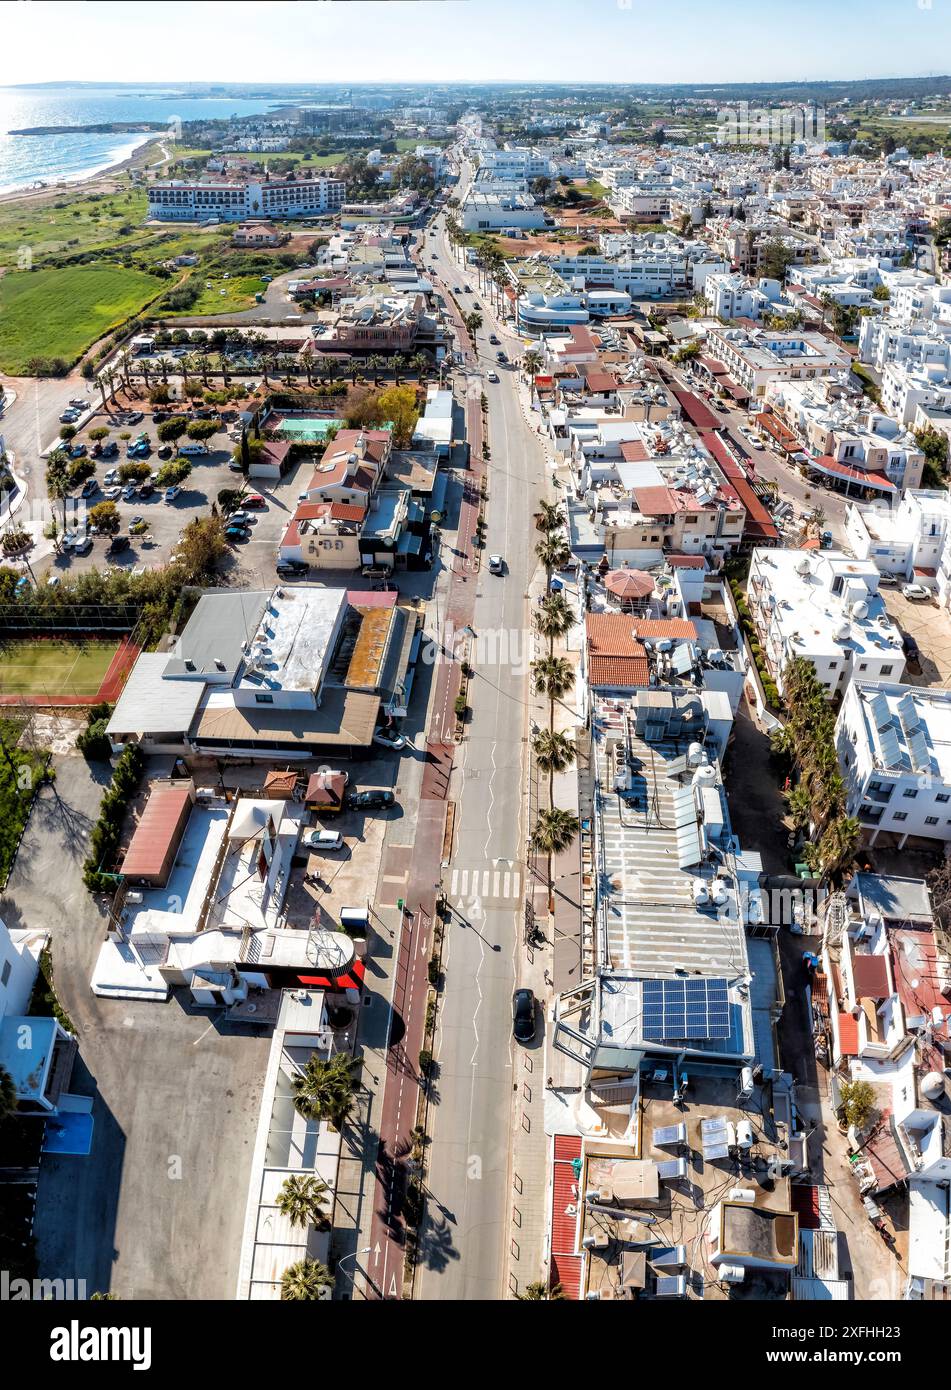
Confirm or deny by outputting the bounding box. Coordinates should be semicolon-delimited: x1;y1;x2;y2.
628;618;698;639
851;953;891;1001
550;1135;583;1300
671;388;719;432
634;485;678;516
585;614;651;688
331;501;367;523
619;439;649;463
837;1012;859;1056
814;455;896;492
666;554;707;569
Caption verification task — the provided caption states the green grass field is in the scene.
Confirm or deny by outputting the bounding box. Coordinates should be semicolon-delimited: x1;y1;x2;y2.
0;265;163;373
0;185;149;269
0;637;120;697
162;271;265;317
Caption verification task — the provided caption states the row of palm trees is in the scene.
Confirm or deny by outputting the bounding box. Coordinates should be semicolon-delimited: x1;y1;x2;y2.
444;214;514;320
528;502;581;900
97;340;436;408
772;655;860;884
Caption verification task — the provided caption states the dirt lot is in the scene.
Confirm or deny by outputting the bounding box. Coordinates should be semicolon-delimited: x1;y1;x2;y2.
882;589;951;689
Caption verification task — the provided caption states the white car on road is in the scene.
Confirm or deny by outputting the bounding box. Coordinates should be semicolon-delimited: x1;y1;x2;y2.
902;583;933;602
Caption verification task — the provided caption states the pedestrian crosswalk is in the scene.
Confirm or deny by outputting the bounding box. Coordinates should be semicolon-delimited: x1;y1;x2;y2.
449;865;524;906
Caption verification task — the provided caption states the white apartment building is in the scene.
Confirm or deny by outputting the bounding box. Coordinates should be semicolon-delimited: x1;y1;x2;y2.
746;549;905;698
859;318;951;375
459;188;546;230
147;177;344;222
837;682;951;848
517;290;633;335
881;360;951;426
707;327;852;399
704;272;784;322
845;490;951;591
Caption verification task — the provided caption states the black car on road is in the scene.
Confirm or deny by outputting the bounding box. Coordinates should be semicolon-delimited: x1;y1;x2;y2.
512;988;536;1043
347;789;396;812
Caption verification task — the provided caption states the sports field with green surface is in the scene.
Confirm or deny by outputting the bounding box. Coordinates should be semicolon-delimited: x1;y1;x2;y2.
0;265;163;374
0;637;122;698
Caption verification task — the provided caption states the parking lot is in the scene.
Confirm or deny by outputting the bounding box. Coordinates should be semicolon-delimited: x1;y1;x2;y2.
881;586;951;688
41;406;316;588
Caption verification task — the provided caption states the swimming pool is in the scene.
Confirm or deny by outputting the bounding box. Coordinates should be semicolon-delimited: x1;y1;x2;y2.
273;418;394;443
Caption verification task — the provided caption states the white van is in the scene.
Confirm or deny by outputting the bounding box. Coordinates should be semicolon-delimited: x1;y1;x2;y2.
179;442;208;456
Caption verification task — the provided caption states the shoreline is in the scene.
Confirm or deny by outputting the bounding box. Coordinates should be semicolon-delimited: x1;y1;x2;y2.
0;136;165;208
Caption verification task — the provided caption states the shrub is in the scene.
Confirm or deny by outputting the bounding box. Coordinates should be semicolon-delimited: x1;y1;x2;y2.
418;1049;434;1078
454;694;467;719
76;718;112;761
83;743;144;892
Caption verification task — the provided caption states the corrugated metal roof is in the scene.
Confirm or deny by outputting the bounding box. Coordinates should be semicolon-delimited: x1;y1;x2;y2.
121;783;193;879
106;652;206;738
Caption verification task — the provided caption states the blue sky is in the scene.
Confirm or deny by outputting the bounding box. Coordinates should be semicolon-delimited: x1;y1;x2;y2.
4;0;950;85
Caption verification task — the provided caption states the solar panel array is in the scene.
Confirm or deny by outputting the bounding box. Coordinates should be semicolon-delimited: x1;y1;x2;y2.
642;977;731;1040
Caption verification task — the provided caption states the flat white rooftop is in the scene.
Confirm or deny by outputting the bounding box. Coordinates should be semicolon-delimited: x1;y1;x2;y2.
239;586;347;694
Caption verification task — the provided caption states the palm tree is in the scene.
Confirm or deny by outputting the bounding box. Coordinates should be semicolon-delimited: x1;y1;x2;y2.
217;352;231;388
46;450;72;531
535;500;565;533
96;373;109;411
156;357;174;386
390;353;406;383
784;782;813;833
366;353;384;385
410;352;429;382
534;592;574;653
195;354;211;387
530;807;581;905
280;1257;333;1302
292;1050;359;1130
0;1064;16;1122
533;728;576;799
277;1174;331;1230
531;654;575;724
260;353;275;388
463;311;482;338
517;1280;566;1301
523;348;543;381
536;534;571;590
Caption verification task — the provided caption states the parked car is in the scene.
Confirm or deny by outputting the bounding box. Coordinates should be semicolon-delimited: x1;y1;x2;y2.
103;486;122;502
512;988;536;1043
496;350;507;363
372;729;406;751
68;398;87;409
68;444;87;458
225;524;249;541
346;789;396;811
901;631;921;663
488;554;504;574
138;481;155;499
71;536;93;556
80;478;98;499
126;412;143;425
229;510;252;526
902;583;932;601
486;370;499;383
301;829;344;852
123;484;138;502
164;486;182;503
102;441;119;458
157;445;173;460
877;573;900;587
244;493;267;509
107;536;130;554
277;560;309;577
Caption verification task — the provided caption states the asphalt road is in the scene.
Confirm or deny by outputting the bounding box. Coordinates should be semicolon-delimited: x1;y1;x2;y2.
411;188;548;1300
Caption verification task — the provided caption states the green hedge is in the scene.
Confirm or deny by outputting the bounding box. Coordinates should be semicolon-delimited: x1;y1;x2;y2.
82;743;144;893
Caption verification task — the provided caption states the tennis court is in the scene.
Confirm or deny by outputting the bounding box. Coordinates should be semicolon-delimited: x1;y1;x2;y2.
0;634;139;704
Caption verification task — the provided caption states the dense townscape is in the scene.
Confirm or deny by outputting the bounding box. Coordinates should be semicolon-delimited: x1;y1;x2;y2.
1;8;951;1344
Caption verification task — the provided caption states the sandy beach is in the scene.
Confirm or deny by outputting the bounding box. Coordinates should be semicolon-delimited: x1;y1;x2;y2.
0;135;166;210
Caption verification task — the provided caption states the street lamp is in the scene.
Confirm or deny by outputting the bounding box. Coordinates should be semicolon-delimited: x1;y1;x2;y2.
337;1246;371;1287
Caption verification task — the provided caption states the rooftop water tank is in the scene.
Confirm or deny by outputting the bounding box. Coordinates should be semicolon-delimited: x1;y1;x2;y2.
851;599;869;620
796;557;811;576
687;741;707;768
736;1120;754;1150
693;880;710;907
693;764;717;788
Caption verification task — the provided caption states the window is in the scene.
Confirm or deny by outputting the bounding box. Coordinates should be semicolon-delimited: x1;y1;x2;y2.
254;693;274;705
925;816;939;826
892;812;908;822
0;959;9;988
881;665;893;676
858;663;867;672
936;793;950;804
903;788;918;799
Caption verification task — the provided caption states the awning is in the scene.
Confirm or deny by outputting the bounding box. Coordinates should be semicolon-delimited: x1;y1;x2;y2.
810;456;896;493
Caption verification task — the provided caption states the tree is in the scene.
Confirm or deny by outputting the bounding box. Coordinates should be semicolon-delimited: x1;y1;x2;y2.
173;514;228;582
518;1280;565;1301
45;451;72;530
366;353;384;386
759;239;795;284
280;1257;333;1302
463;311;483;338
292;1050;359;1130
59;424;77;442
156;458;192;488
377;384;419;447
534;592;574;652
156;357;174;385
535;534;571;589
531;654;575;722
344;385;386;432
839;1078;876;1132
156;416;188;444
67;458;94;488
534;500;565;533
88;501;120;537
530;807;581;903
522;349;542;380
914;426;949;487
186;419;218;441
532;728;576;801
276;1174;331;1231
118;461;151;483
217;488;245;516
0;1064;16;1122
88;426;110;442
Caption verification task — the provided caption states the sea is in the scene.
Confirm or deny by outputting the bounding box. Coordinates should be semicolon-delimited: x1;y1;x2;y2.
0;87;282;196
